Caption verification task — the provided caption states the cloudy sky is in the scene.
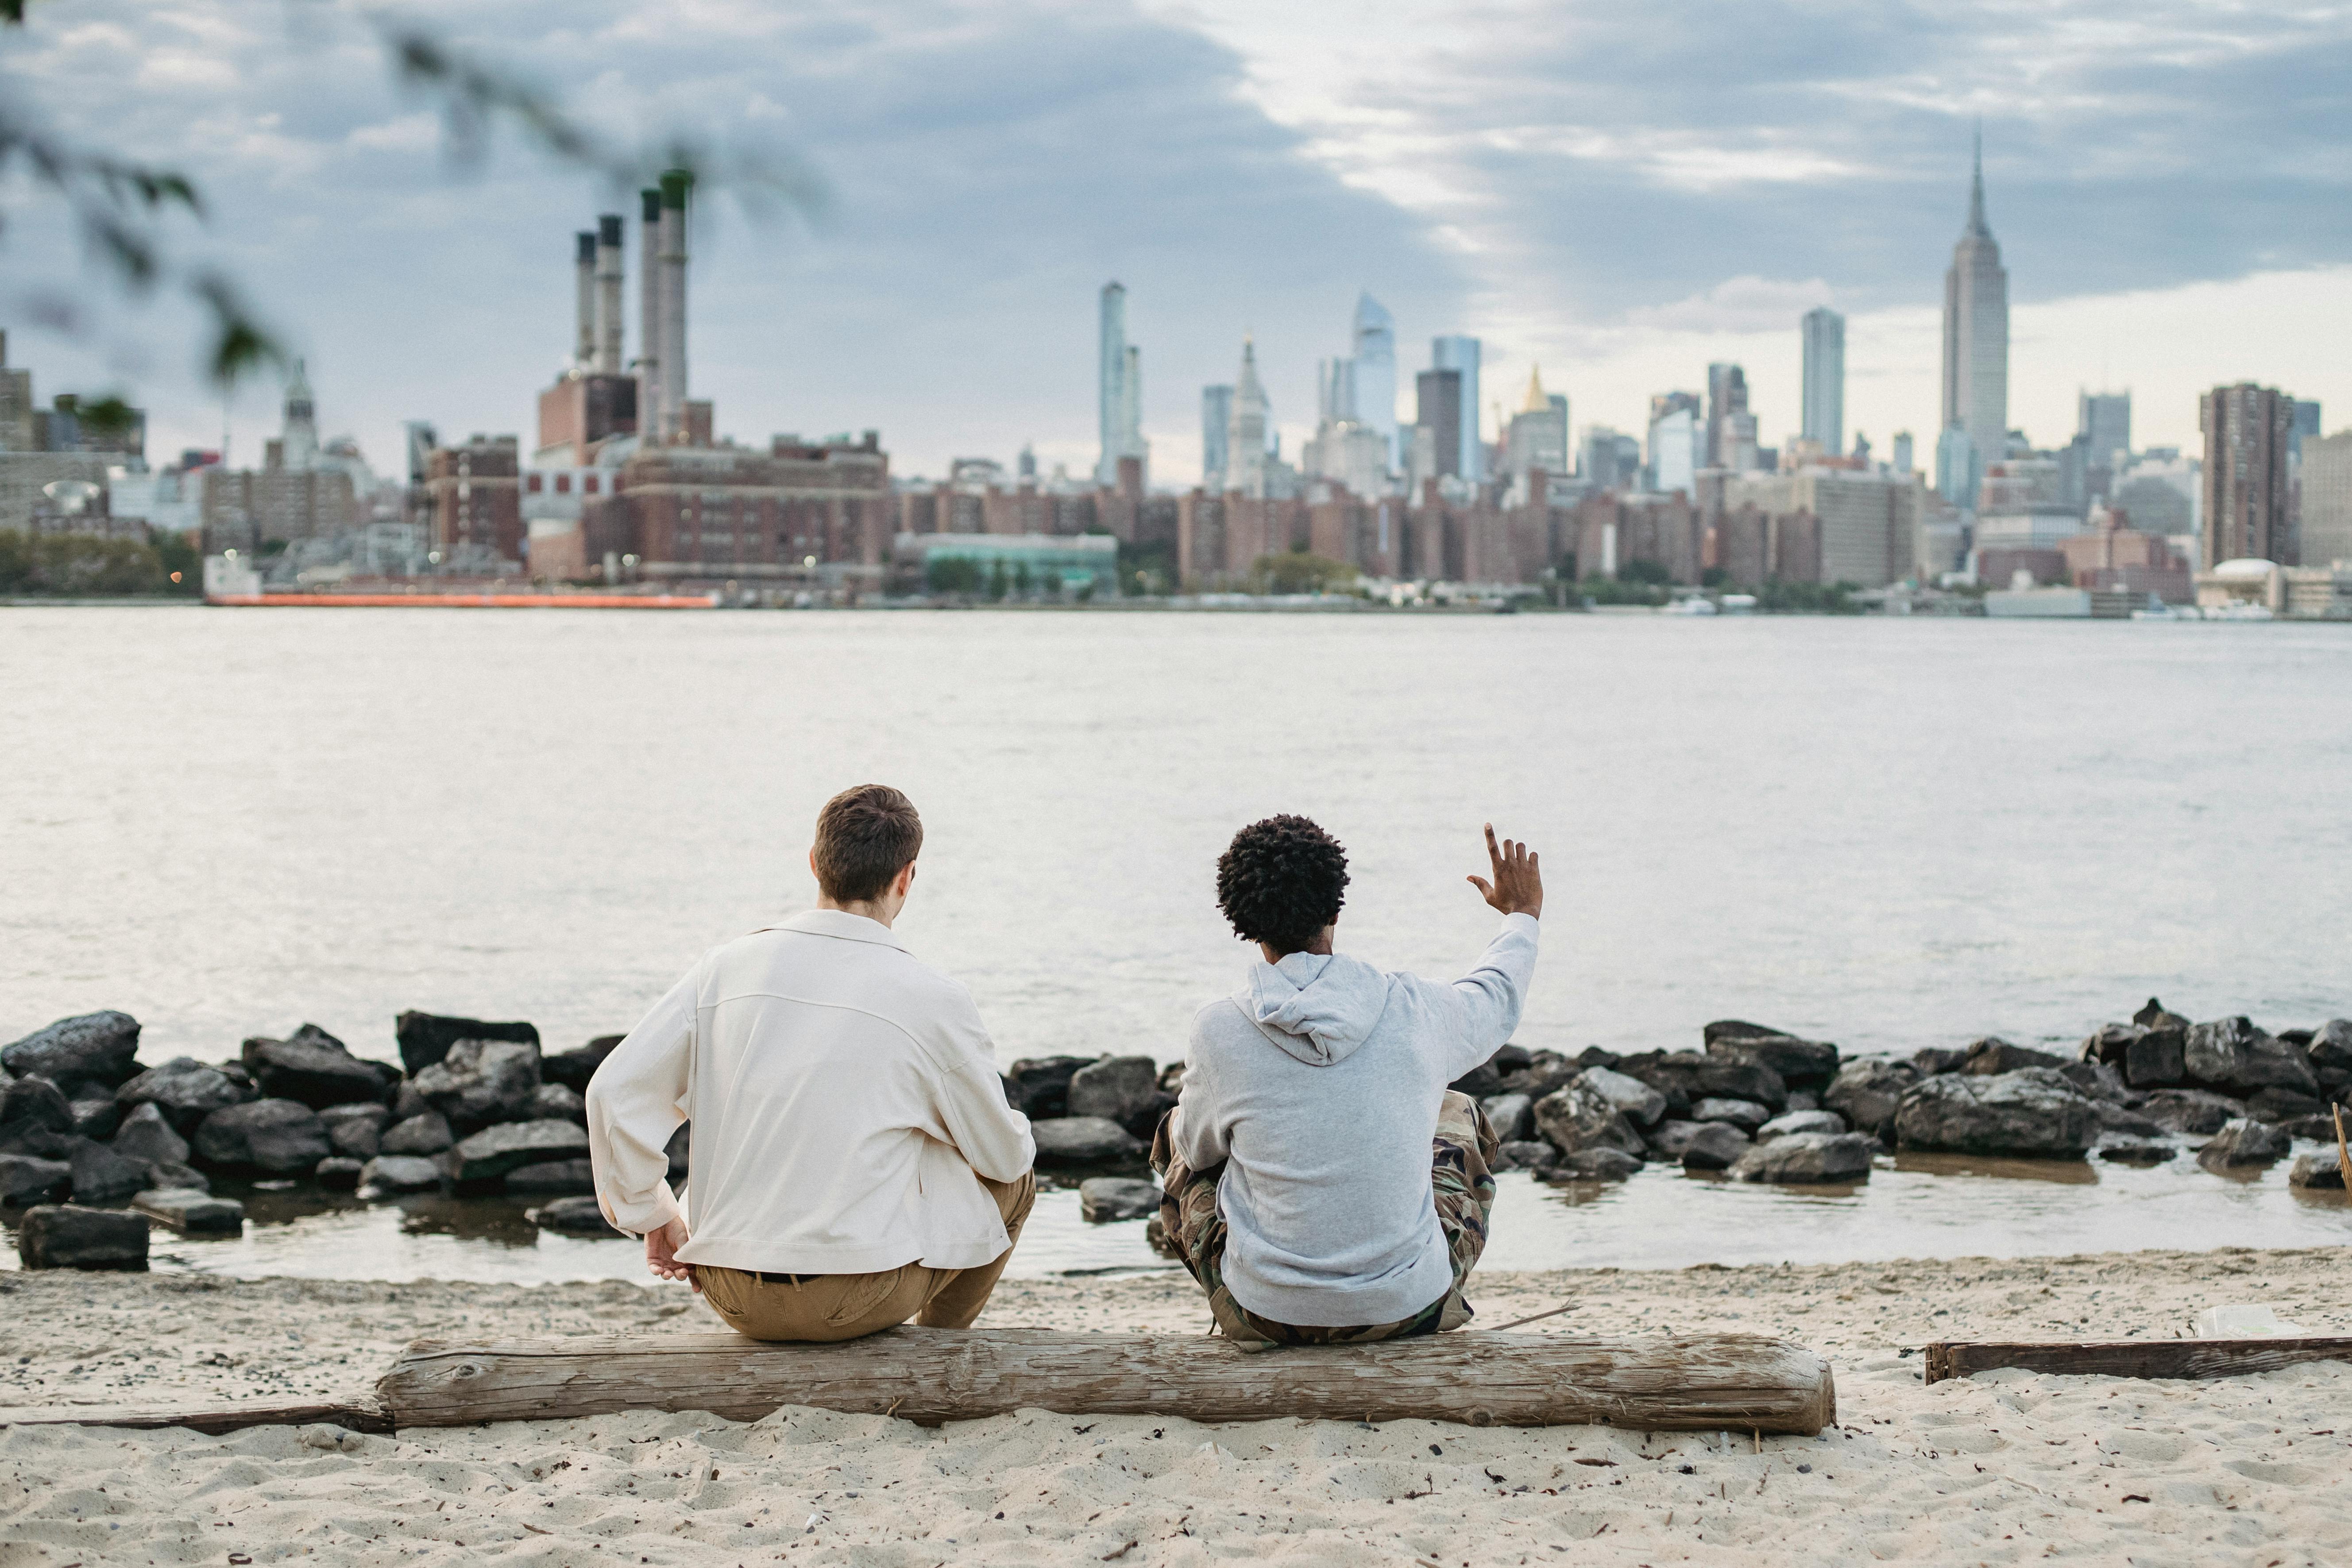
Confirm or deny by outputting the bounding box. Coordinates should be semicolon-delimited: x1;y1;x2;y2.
4;0;2348;484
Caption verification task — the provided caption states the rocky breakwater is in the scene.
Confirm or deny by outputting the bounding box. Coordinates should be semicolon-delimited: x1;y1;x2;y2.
1000;1053;1178;1225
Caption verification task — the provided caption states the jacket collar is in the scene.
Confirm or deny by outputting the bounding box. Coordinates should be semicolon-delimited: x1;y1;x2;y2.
770;908;909;950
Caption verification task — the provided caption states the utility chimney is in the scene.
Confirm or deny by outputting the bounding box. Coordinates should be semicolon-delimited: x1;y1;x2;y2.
594;214;625;375
636;189;663;441
573;232;597;372
657;169;692;444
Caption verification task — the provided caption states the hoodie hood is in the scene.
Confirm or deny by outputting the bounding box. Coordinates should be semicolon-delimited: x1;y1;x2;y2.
1241;951;1393;1066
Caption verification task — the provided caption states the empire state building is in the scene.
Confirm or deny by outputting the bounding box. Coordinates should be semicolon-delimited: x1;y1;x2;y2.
1939;135;2009;479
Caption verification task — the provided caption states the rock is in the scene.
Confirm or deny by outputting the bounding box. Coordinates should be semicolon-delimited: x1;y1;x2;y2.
1495;1050;1580;1101
2132;997;2190;1030
1448;1061;1505;1098
1824;1060;1919;1142
2090;1100;2165;1137
132;1187;244;1234
529;1082;587;1125
2098;1141;2177;1165
323;1115;386;1161
1784;1090;1821;1113
1727;1132;1873;1184
16;1204;148;1270
0;1153;73;1206
358;1155;444;1193
1962;1037;2072;1075
2120;1026;2188;1089
1572;1046;1622;1070
529;1195;623;1236
1480;1093;1533;1143
68;1139;151;1204
442;1119;592;1186
1031;1116;1144;1165
1679;1122;1752;1171
1894;1070;2099;1159
1689;1097;1769;1130
314;1157;365;1190
1;1012;142;1093
1756;1109;1846;1142
1531;1081;1646;1161
2079;1023;2140;1066
1004;1056;1094;1120
1706;1034;1840;1091
1644;1120;1707;1159
1491;1044;1534;1076
2287;1149;2344;1190
68;1095;121;1139
1548;1148;1642;1182
1066;1056;1162;1127
116;1057;250;1133
2184;1017;2319;1096
390;1081;431;1121
379;1111;454;1156
395;1011;540;1076
1078;1176;1160;1222
2197;1118;2290;1171
1613;1050;1786;1115
665;1123;691;1180
2135;1089;2244;1135
1492;1140;1556;1173
2244;1087;2329;1124
0;1074;76;1155
192;1099;333;1174
542;1035;623;1094
110;1102;191;1168
241;1027;396;1110
1156;1062;1186;1093
410;1039;542;1135
144;1161;209;1193
1909;1047;1968;1075
1578;1068;1667;1127
505;1159;597;1194
2307;1020;2352;1074
1701;1019;1791;1046
2059;1061;2129;1102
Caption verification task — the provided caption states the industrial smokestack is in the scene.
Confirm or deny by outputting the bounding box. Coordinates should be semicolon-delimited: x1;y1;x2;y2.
657;169;692;444
594;214;625;375
573;232;597;371
636;189;663;441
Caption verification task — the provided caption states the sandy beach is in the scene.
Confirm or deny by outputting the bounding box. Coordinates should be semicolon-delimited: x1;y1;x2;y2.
3;1247;2348;1566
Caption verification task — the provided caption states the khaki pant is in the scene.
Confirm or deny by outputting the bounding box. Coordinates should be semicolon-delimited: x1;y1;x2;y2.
699;1171;1036;1343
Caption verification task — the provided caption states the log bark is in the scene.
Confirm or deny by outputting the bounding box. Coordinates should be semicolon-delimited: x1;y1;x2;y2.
1923;1337;2352;1385
377;1328;1834;1434
0;1398;391;1435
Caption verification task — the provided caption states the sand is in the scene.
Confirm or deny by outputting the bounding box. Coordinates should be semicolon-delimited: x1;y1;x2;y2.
3;1247;2349;1566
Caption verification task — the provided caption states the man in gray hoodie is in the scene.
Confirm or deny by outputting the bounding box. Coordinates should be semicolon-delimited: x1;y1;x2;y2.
1153;816;1541;1344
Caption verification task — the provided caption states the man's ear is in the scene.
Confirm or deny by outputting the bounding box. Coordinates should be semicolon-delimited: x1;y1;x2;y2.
896;860;918;899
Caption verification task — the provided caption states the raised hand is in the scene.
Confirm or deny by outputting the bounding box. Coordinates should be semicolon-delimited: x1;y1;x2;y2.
1466;823;1543;919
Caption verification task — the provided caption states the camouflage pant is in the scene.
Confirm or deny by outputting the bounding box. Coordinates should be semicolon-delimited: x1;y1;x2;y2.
1150;1089;1498;1346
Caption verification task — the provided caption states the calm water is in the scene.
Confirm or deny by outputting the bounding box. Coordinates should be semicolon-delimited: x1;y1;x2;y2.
5;606;2349;1280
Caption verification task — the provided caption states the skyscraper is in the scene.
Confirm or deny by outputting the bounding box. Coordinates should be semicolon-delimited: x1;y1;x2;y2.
1800;308;1846;457
1201;385;1233;489
1226;338;1269;499
1648;393;1702;494
1351;294;1397;465
2077;391;2131;466
1940;133;2009;490
1706;363;1757;470
1504;367;1567;485
1097;283;1147;486
1892;432;1914;475
2200;383;2294;566
1431;336;1483;480
2289;399;2323;462
1414;369;1463;479
1317;358;1357;424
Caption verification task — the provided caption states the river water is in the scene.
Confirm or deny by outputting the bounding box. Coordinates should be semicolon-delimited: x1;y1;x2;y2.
5;605;2349;1281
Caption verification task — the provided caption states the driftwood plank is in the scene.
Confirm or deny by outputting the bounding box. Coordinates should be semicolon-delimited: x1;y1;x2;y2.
377;1328;1834;1434
1923;1337;2352;1385
0;1398;392;1435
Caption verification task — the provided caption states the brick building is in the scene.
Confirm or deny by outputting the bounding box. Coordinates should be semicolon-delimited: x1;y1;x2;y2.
421;436;523;564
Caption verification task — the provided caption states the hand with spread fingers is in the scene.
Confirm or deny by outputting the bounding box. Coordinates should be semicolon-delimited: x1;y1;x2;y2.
1466;823;1543;919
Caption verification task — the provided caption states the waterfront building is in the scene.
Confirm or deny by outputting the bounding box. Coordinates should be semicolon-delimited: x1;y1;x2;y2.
1414;368;1464;479
1351;294;1398;465
2301;429;2352;566
1200;385;1232;489
1504;368;1568;492
1935;425;1979;511
2200;383;2293;566
0;333;151;535
1225;337;1270;499
1097;282;1148;487
1707;363;1759;471
892;530;1116;596
1707;468;1921;588
1800;307;1846;457
2059;502;2193;602
1939;135;2009;501
2078;391;2131;468
1648;404;1702;496
1431;336;1483;480
1580;427;1641;493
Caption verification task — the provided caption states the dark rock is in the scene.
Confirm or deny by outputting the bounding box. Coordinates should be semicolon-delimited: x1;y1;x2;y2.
543;1035;624;1094
2185;1017;2319;1096
1701;1019;1791;1046
1492;1140;1556;1172
2097;1141;2177;1165
2245;1086;2330;1124
390;1081;431;1121
2307;1020;2352;1074
16;1204;148;1270
68;1140;151;1204
1679;1122;1752;1171
665;1123;691;1180
1032;1116;1144;1165
1784;1090;1823;1113
320;1103;390;1161
68;1095;121;1139
1757;1109;1846;1142
1078;1176;1160;1222
0;1074;76;1154
1909;1047;1968;1076
443;1119;592;1185
529;1195;623;1236
116;1057;251;1133
2277;1114;2348;1142
314;1157;365;1190
2136;1089;2244;1136
1614;1050;1786;1114
1448;1061;1505;1099
1689;1097;1769;1130
240;1028;396;1110
110;1102;190;1168
410;1039;542;1135
1480;1093;1533;1143
1156;1062;1186;1093
2287;1149;2344;1190
1644;1120;1708;1160
1824;1060;1919;1142
1067;1056;1162;1126
1004;1056;1093;1119
1572;1046;1622;1071
1894;1070;2099;1160
395;1011;540;1076
504;1159;596;1194
1532;1081;1646;1161
132;1187;243;1234
379;1111;454;1156
358;1155;444;1193
2079;1023;2140;1066
144;1161;209;1193
2;1012;142;1093
530;1082;587;1125
1707;1034;1840;1090
192;1099;332;1174
1496;1050;1579;1100
2197;1118;2290;1170
1962;1037;2072;1075
2132;997;2190;1031
2059;1061;2129;1102
2278;1028;2314;1048
1727;1132;1873;1184
1578;1068;1667;1127
2091;1101;2165;1137
1548;1148;1642;1182
0;1153;73;1206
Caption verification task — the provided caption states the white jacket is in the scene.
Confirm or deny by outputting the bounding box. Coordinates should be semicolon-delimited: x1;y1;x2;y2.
586;910;1035;1275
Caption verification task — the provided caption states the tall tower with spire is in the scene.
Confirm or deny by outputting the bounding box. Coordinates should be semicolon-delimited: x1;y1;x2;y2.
279;359;319;471
1226;336;1269;498
1939;130;2009;489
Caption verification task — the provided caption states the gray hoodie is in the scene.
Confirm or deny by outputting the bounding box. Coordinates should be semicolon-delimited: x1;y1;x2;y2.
1171;913;1540;1327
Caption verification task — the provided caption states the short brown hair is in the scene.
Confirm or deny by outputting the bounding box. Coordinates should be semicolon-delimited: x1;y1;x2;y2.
813;784;924;903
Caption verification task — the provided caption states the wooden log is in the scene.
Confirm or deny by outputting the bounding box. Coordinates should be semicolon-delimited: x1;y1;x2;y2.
1923;1337;2352;1385
378;1328;1834;1434
0;1398;392;1435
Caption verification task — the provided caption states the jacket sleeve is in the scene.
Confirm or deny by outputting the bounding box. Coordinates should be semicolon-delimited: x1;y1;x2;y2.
927;987;1035;1183
1169;1012;1231;1170
1432;912;1541;1081
585;967;697;1237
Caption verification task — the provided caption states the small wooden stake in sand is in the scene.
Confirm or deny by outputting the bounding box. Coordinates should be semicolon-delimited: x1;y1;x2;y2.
2333;1104;2349;1190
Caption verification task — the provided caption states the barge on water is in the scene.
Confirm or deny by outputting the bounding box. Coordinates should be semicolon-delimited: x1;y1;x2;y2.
201;555;715;610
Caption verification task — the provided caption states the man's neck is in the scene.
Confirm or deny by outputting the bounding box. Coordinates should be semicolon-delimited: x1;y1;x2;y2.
817;896;897;929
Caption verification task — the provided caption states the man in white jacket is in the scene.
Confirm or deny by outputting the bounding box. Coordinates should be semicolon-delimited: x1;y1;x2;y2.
586;784;1036;1342
1155;817;1540;1345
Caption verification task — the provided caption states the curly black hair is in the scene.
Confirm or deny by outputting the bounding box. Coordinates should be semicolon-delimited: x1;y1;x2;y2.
1216;815;1350;955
